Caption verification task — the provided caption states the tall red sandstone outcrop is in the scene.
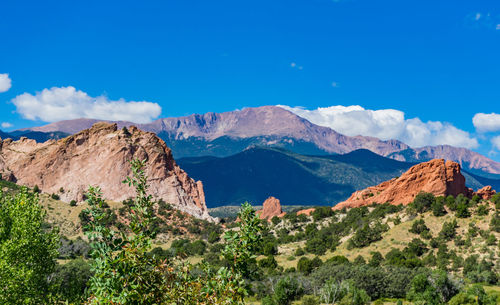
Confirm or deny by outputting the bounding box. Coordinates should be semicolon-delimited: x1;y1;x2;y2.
257;196;286;220
334;159;469;210
0;123;212;220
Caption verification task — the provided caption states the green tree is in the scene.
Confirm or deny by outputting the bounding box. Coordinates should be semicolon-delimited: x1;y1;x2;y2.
84;159;263;304
439;219;458;241
52;259;92;303
0;188;59;304
411;192;436;213
406;270;459;304
273;277;303;305
432;197;447;216
448;284;497;305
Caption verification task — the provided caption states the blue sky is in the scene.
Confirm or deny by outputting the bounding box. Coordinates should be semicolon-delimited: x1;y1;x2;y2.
0;0;499;159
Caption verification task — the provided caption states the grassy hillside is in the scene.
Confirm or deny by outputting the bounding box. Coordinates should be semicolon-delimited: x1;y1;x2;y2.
4;174;500;304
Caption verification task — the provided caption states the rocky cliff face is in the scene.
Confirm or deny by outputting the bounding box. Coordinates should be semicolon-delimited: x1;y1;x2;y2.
476;186;496;200
334;159;469;209
0;123;212;220
257;196;286;220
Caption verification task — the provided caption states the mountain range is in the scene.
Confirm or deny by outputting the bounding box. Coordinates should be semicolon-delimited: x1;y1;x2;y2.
177;147;500;207
6;105;500;175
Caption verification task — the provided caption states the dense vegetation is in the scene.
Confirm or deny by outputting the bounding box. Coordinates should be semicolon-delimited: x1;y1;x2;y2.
1;162;500;304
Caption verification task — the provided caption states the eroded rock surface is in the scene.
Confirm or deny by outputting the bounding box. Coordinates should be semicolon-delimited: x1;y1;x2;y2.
257;196;286;220
334;159;469;209
0;123;212;220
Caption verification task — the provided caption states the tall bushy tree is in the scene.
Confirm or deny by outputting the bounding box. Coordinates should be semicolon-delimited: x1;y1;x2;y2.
0;188;59;304
84;159;160;303
84;159;262;304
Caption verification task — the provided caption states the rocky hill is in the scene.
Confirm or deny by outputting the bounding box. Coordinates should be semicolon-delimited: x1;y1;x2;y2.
335;159;492;210
0;123;211;220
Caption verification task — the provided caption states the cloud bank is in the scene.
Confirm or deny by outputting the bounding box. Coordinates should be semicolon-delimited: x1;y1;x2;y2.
0;74;12;93
473;113;500;133
1;122;12;129
279;105;479;149
11;86;162;124
492;136;500;151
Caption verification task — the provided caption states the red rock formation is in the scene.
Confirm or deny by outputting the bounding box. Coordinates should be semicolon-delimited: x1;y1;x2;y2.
257;196;286;220
0;123;212;220
334;159;469;210
476;186;496;201
297;208;315;216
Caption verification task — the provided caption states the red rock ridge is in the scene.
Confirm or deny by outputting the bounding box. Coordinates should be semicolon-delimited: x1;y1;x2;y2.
297;208;315;216
476;186;496;200
0;123;212;220
334;159;469;210
257;196;286;220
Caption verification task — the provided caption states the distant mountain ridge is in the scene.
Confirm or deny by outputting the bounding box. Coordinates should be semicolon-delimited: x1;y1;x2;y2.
177;147;500;207
177;147;413;207
0;129;69;142
16;105;500;175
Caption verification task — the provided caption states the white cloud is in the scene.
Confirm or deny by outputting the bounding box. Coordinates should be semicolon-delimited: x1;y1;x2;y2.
279;105;479;149
11;86;162;124
473;113;500;133
1;122;12;129
0;74;12;93
492;136;500;151
290;62;303;70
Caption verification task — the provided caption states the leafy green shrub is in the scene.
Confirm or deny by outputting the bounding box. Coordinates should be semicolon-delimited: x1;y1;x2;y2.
297;257;323;274
492;193;500;209
490;212;500;233
337;281;371;305
69;199;77;206
439;219;458;240
476;204;489;216
312;206;334;221
83;159;264;304
404;238;428;257
432;197;447;216
51;193;60;200
51;259;92;303
448;284;497;305
446;195;457;211
58;236;90;259
406;270;459;304
300;295;320;305
295;247;305;256
411;192;435;213
273;276;303;305
0;188;59;304
353;255;366;265
368;251;383;267
456;202;471;218
409;219;429;235
349;222;388;248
